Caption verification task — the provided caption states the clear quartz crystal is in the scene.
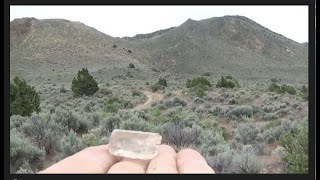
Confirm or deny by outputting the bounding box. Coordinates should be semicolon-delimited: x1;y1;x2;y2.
109;129;162;160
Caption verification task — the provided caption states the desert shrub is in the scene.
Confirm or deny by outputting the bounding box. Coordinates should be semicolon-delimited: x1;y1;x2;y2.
128;63;135;68
301;85;308;101
208;150;235;173
271;78;278;83
77;117;91;133
16;160;34;174
102;114;121;132
194;97;204;104
227;105;253;120
52;108;80;132
22;114;67;154
61;130;85;157
98;88;112;96
268;82;296;95
10;129;45;172
259;120;300;143
87;113;101;127
262;112;279;121
202;72;211;76
164;97;187;108
216;76;236;89
225;75;233;80
149;107;161;117
21;114;45;140
43;120;67;153
196;88;206;97
123;99;134;109
10;76;41;116
84;101;95;113
162;122;202;149
60;86;67;93
10;115;28;129
151;67;160;72
229;98;237;104
159;107;193;125
112;44;117;48
164;91;173;97
227;149;262;173
271;146;285;161
132;90;142;97
233;123;260;145
279;121;308;173
103;96;120;113
128;49;132;53
151;84;163;92
120;118;153;132
186;77;212;90
199;130;230;157
263;119;282;130
71;68;99;97
158;78;168;87
82;133;100;147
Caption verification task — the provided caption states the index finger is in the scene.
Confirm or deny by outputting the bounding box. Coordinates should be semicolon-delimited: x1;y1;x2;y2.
38;145;119;174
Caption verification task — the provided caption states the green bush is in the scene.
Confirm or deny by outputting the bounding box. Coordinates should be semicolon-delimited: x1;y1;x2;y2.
186;77;212;90
61;130;85;157
268;82;296;95
120;118;153;132
103;102;119;113
10;77;41;116
128;63;135;68
279;121;308;173
158;78;168;87
216;76;236;89
82;133;100;147
71;68;99;97
150;77;168;92
196;88;206;98
151;83;163;92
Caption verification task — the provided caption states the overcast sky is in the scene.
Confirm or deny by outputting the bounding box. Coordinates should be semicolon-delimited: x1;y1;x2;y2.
10;6;308;43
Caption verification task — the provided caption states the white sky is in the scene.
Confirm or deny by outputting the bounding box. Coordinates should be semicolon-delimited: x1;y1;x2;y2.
10;6;308;43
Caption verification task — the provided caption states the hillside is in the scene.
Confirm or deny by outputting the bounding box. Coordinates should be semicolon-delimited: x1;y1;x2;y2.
129;16;308;83
10;17;150;82
10;16;308;84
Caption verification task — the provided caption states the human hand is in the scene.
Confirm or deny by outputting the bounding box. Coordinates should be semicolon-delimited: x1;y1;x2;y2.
38;144;215;174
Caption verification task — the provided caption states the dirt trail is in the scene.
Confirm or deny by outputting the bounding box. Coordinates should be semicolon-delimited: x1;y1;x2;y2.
132;91;164;110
